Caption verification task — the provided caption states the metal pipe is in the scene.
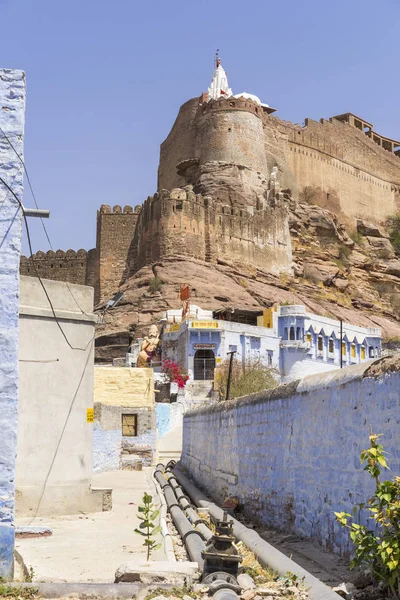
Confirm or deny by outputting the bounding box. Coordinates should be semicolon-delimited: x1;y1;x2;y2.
213;590;239;600
22;207;50;218
154;468;205;567
340;319;343;369
151;470;176;562
225;351;236;401
164;472;213;541
173;467;342;600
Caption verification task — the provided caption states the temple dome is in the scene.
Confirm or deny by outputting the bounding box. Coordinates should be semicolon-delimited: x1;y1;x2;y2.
234;92;264;106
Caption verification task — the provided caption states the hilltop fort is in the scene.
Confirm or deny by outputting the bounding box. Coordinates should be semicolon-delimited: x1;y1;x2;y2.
21;57;400;359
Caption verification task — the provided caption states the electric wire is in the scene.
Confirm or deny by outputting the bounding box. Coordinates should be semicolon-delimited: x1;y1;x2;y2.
27;338;94;524
0;175;94;351
0;126;89;315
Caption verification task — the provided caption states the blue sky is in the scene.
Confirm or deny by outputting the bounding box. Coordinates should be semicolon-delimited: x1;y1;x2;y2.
1;0;399;253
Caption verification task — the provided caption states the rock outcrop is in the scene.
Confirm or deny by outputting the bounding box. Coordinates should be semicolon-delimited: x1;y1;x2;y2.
95;202;400;363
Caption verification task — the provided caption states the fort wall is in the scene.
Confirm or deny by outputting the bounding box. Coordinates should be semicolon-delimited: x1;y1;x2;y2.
20;97;400;305
264;115;400;223
128;187;292;276
20;249;96;289
159;97;271;208
96;204;140;303
158;98;199;191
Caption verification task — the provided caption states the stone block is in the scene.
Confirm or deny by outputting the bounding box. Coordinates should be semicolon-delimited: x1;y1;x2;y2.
114;561;199;585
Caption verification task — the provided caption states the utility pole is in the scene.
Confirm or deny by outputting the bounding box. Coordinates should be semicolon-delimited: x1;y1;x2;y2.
225;350;237;401
340;318;343;369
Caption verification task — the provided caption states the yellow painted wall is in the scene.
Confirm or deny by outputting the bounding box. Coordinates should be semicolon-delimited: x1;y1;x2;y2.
94;367;154;408
257;306;276;328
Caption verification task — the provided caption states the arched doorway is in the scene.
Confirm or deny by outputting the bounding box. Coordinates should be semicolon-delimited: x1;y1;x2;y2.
194;349;216;380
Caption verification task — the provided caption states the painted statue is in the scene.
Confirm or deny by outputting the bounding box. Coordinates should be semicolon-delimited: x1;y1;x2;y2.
137;324;161;368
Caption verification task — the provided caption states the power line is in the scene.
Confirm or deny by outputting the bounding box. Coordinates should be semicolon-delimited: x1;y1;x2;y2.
0;175;94;352
0;126;89;315
27;338;94;524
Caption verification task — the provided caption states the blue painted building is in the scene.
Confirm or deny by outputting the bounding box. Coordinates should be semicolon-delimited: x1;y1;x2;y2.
0;69;26;578
161;304;381;382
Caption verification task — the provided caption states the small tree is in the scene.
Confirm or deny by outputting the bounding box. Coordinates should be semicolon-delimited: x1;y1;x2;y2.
148;276;163;294
215;357;277;400
134;492;162;561
335;433;400;598
299;185;318;205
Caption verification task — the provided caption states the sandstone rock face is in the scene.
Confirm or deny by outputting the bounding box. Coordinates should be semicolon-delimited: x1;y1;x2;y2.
357;219;387;238
95;201;400;363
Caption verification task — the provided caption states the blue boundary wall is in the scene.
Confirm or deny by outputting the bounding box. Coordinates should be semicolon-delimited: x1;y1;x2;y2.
181;357;400;554
0;69;26;578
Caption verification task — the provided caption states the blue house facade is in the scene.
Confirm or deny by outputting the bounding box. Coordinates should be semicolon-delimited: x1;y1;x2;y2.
161;304;382;383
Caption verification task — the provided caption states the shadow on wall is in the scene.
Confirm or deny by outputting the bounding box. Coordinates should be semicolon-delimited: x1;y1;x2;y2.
181;357;400;555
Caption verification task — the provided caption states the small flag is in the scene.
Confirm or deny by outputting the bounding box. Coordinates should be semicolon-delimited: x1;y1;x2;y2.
180;284;190;301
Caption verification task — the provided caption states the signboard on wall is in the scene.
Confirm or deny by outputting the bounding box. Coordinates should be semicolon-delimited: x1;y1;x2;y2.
191;321;219;329
193;343;216;349
86;408;94;423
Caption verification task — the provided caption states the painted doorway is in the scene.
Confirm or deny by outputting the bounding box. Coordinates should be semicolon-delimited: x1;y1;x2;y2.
193;349;216;380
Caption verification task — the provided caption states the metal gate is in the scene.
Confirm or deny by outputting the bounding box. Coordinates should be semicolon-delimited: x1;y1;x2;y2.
194;350;215;380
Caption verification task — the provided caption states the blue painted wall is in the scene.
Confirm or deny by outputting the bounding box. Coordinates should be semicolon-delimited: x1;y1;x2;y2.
0;69;25;578
182;361;400;554
93;424;156;473
156;403;171;439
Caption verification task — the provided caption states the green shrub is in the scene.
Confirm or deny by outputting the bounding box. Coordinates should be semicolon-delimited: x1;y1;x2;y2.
134;492;162;561
335;245;352;269
386;214;400;255
215;358;277;400
299;185;318;205
350;230;364;245
148;276;163;294
0;583;38;598
335;433;400;598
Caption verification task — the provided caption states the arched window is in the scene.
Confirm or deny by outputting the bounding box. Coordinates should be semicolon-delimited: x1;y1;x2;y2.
296;326;301;340
289;327;295;340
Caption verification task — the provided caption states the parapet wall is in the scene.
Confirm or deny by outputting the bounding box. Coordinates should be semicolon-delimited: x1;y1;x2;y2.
20;248;97;291
181;357;400;554
128;186;292;276
265;115;400;223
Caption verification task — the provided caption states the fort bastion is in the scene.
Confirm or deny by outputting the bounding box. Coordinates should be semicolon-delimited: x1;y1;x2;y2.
21;58;400;306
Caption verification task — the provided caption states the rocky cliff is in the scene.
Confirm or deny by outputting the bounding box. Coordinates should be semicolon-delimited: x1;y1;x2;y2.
95;201;400;363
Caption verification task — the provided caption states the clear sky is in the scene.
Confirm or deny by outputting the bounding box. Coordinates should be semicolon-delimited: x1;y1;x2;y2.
1;0;399;253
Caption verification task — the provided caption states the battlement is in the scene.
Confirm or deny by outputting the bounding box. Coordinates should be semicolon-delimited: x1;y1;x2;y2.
98;204;141;214
197;95;264;120
20;247;97;290
127;181;291;279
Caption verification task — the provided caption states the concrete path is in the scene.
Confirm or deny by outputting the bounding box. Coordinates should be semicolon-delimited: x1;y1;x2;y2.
16;469;166;583
158;424;182;463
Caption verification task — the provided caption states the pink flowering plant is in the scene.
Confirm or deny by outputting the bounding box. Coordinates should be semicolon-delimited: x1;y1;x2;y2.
162;359;189;389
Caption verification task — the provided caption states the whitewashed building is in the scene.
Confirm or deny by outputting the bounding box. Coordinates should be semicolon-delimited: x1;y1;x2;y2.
160;304;382;382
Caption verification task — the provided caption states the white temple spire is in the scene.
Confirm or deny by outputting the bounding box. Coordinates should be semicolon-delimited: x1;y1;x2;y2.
207;51;232;101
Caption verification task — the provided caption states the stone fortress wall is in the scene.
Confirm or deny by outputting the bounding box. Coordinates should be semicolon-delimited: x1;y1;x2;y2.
20;248;97;290
160;95;400;223
20;95;400;305
266;114;400;223
127;185;291;279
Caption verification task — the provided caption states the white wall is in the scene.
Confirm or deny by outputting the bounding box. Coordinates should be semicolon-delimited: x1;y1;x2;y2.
16;276;106;516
